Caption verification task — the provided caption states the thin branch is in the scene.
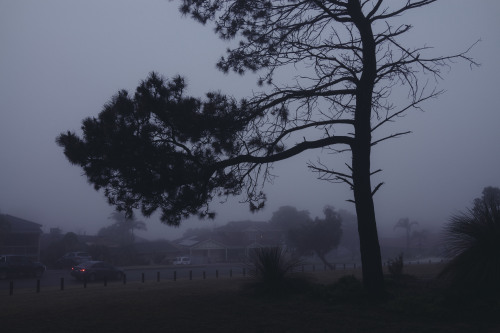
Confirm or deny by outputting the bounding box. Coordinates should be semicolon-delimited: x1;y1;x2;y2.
371;131;412;147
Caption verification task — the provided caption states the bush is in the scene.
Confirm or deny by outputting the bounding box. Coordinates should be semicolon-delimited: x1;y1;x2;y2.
245;247;309;296
387;254;404;278
439;187;500;298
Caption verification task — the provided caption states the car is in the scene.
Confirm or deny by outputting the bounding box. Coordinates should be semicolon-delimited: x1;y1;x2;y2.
55;251;92;268
71;261;124;281
173;257;191;265
0;255;46;279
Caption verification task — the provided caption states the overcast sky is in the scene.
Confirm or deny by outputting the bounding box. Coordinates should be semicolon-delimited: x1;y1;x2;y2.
1;0;499;240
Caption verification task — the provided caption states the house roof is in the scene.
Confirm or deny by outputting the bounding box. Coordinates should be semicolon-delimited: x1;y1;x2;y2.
1;214;42;234
173;220;284;249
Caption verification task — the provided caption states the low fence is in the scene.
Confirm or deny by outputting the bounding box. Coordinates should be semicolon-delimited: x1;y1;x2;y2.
2;260;446;296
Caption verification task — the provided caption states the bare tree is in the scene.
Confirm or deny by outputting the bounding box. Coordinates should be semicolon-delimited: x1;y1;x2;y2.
57;0;476;295
394;217;419;255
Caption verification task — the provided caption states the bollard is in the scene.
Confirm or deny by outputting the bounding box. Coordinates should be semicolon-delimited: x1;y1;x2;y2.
157;271;160;282
36;279;40;293
60;277;64;291
9;281;13;296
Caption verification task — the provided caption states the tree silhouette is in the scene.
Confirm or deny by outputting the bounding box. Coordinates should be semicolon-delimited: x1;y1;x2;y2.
98;212;147;245
288;206;343;269
57;1;476;295
394;217;418;255
269;206;312;231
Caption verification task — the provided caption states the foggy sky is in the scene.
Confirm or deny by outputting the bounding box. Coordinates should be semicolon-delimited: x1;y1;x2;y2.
1;0;499;240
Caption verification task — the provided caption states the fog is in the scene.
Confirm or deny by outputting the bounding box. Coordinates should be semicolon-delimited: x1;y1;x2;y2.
1;0;499;241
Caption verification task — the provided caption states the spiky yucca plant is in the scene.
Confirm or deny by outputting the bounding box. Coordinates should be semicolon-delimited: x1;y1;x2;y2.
247;247;306;295
439;187;500;296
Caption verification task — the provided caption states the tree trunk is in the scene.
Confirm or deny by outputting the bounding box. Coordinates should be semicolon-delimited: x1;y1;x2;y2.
349;0;385;296
316;251;334;270
352;145;385;295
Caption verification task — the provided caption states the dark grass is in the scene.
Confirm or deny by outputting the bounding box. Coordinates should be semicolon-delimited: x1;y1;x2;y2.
1;264;499;333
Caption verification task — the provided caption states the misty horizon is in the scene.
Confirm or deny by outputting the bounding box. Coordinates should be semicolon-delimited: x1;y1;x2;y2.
1;1;499;241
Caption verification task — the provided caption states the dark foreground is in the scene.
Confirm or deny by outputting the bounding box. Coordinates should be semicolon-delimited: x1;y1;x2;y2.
1;264;499;333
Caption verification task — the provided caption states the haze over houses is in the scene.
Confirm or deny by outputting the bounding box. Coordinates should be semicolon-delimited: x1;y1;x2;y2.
0;212;441;267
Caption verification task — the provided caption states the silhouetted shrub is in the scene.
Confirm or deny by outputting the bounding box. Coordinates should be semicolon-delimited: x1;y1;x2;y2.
245;247;309;296
439;187;500;298
387;253;404;278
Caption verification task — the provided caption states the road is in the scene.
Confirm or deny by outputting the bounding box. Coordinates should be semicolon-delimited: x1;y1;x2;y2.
0;263;248;294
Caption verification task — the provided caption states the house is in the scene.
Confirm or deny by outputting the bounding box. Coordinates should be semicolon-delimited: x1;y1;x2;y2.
173;220;285;263
0;214;43;260
133;239;181;264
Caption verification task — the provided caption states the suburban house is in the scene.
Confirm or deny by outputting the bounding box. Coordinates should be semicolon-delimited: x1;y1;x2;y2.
173;220;285;263
133;239;181;264
0;214;43;260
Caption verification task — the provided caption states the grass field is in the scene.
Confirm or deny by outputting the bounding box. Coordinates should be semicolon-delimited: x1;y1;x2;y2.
1;263;499;333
